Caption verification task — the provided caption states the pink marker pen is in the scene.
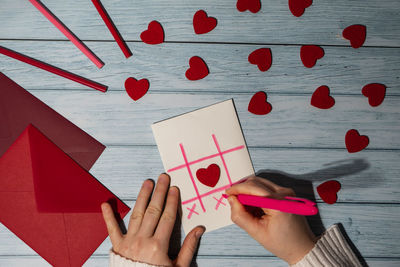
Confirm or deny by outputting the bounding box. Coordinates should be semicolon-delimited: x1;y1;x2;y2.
222;194;318;216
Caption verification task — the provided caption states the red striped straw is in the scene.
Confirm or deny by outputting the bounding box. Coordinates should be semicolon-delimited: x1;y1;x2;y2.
29;0;105;68
0;46;108;92
91;0;132;58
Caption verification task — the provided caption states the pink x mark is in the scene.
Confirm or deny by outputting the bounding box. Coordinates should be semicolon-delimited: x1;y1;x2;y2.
213;195;226;210
186;203;199;219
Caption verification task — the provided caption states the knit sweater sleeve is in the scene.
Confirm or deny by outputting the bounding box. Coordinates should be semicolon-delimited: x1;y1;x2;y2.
109;251;161;267
291;224;362;267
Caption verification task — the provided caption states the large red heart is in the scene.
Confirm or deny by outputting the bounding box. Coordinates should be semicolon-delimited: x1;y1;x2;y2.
193;10;217;34
124;77;149;101
317;180;341;204
236;0;261;13
342;24;366;49
140;21;164;45
248;91;272;115
288;0;313;17
248;48;272;72
362;83;386;107
196;164;220;187
300;45;324;68
185;56;209;80
345;129;369;153
311;86;335;109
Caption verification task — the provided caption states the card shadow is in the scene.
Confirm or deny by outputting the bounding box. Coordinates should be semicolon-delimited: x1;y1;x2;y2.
256;157;370;266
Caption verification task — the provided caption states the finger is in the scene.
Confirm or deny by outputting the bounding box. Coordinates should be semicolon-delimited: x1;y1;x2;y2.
140;173;170;236
225;177;273;197
175;226;205;267
154;186;179;245
127;179;154;235
227;195;261;237
101;202;123;247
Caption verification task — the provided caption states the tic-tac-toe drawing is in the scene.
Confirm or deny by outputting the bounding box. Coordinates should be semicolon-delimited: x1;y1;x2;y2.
152;99;254;234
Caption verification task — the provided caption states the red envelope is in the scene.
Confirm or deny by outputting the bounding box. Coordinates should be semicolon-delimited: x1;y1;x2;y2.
0;72;105;171
0;125;130;266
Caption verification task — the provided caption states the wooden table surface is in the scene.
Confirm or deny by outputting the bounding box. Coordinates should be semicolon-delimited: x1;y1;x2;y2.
1;0;399;266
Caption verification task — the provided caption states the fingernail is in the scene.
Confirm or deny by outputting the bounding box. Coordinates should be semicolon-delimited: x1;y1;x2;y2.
196;226;206;238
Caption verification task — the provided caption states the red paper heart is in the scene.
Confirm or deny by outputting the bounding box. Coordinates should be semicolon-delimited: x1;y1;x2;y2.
300;45;324;68
288;0;312;17
196;164;220;187
342;24;366;49
311;86;335;109
140;21;164;45
193;10;217;34
362;83;386;107
248;48;272;72
248;91;272;115
236;0;261;13
345;129;369;153
124;77;149;101
317;180;341;204
185;56;209;81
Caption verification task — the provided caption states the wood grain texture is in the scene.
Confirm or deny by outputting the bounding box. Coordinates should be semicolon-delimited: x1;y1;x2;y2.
0;0;399;47
0;41;399;94
1;0;399;265
0;203;399;257
87;146;400;202
8;90;397;149
1;255;400;267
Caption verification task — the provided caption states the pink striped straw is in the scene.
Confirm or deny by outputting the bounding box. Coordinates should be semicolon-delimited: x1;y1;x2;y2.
29;0;105;68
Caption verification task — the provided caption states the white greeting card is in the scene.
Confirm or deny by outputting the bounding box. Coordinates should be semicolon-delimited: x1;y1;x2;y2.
151;99;254;234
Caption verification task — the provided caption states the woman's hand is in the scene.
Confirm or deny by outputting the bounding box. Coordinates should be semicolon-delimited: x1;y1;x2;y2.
225;177;317;265
102;174;205;266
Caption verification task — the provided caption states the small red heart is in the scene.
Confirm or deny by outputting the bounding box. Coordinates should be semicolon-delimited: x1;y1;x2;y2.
185;56;209;81
311;86;335;109
193;10;217;34
196;164;220;187
317;180;341;204
248;48;272;72
345;129;369;153
288;0;312;17
236;0;261;13
248;91;272;115
140;21;164;45
362;83;386;107
300;45;324;68
124;77;149;101
342;24;366;49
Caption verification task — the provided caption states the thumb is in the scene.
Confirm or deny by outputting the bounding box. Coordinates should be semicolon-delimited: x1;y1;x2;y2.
175;226;205;267
227;195;260;237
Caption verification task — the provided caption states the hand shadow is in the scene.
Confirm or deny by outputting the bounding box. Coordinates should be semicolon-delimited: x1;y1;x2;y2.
168;192;200;267
256;158;370;266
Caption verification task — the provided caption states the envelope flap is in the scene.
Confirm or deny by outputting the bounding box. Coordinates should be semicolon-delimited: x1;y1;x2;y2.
26;125;125;213
0;72;105;171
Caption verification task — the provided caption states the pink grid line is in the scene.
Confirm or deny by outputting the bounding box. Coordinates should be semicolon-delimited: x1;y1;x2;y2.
180;144;206;212
212;134;233;186
182;183;232;205
167;145;244;172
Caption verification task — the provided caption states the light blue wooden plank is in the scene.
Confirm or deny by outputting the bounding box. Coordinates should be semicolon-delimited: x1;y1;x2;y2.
6;90;397;149
1;203;399;257
0;41;399;94
2;255;399;267
0;0;399;46
86;146;400;202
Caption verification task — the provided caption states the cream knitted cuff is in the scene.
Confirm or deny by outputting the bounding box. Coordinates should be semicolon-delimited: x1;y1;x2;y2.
109;250;160;267
291;224;362;267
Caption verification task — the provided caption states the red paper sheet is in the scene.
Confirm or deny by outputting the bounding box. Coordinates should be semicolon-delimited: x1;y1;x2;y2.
0;125;130;266
0;72;105;170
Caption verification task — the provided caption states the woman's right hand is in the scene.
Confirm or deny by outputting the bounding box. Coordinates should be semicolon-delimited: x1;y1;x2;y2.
225;177;317;265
